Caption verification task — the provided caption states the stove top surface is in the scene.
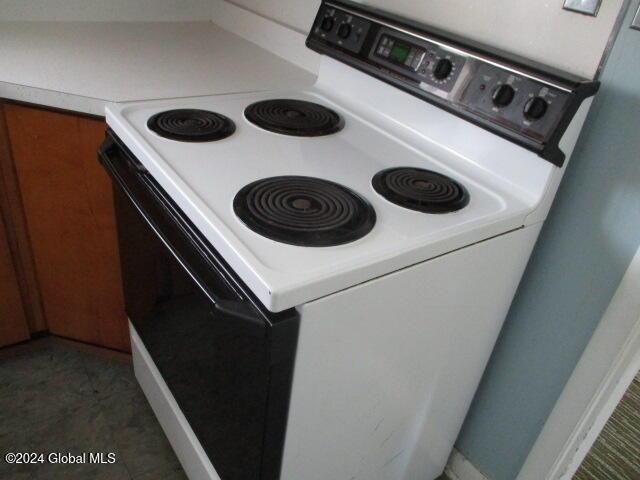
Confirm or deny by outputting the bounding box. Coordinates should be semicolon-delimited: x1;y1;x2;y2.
107;89;533;311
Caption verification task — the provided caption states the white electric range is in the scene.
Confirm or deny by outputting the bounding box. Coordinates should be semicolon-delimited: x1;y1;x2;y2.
99;1;598;479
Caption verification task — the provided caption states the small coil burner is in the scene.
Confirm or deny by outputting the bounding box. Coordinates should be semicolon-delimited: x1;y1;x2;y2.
372;167;469;213
244;99;343;137
234;176;376;247
147;109;236;142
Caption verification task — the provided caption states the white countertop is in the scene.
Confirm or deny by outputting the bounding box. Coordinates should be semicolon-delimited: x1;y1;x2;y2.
0;21;316;115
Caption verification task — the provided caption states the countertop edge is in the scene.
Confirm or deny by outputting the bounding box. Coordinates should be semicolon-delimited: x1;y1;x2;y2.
0;80;108;117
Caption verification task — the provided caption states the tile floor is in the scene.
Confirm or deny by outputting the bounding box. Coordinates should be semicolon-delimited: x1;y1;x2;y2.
0;337;186;480
1;336;451;480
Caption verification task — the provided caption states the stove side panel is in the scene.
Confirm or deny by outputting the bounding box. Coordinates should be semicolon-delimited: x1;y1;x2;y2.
281;223;541;480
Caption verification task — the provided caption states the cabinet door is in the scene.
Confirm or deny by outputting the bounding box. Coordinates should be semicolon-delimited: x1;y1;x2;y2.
4;104;129;351
0;211;30;347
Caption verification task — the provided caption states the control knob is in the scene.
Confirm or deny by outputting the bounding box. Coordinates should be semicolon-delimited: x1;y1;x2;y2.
523;96;549;121
433;58;453;80
492;84;515;107
320;16;335;32
337;23;352;39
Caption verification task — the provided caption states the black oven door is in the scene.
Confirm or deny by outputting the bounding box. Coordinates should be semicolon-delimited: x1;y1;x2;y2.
99;131;298;480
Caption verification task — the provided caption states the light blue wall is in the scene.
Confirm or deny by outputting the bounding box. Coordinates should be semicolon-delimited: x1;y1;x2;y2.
454;2;640;479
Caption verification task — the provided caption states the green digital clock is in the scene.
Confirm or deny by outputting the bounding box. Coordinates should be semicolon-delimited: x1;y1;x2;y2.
389;42;411;64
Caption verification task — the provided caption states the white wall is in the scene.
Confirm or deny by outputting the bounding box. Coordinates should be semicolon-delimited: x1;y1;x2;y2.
224;0;317;32
0;0;212;22
223;0;625;79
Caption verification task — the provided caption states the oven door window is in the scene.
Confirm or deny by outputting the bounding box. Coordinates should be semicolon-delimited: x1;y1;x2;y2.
114;187;269;480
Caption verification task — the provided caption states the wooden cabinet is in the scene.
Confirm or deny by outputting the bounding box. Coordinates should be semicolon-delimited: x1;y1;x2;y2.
2;103;129;351
0;210;30;348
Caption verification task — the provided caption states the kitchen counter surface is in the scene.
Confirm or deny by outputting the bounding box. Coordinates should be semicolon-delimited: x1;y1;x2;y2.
0;21;316;116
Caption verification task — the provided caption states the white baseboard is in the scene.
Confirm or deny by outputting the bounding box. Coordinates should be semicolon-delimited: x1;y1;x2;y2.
445;449;490;480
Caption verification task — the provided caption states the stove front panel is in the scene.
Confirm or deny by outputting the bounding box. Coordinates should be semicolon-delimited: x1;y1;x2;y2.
100;133;299;480
114;185;270;480
282;224;542;480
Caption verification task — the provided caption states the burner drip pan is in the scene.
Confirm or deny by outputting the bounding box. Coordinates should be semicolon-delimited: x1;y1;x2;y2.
244;99;343;137
234;176;375;247
147;109;236;142
372;167;469;213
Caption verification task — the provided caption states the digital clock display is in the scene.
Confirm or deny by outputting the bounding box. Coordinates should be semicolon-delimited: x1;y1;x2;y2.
389;42;411;64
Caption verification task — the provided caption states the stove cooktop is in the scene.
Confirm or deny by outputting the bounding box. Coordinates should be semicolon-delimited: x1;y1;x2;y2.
106;89;532;311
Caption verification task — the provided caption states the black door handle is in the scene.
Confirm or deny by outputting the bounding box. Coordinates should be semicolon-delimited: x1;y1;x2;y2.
99;131;267;332
214;299;265;326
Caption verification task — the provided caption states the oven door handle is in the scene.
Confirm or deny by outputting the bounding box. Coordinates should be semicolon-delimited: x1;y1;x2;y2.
98;134;267;331
213;299;265;324
143;182;268;330
149;210;268;330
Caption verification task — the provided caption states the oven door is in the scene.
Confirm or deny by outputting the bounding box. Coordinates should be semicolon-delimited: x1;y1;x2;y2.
99;131;298;480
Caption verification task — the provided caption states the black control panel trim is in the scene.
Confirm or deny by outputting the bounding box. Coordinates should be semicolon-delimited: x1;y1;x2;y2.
307;0;599;167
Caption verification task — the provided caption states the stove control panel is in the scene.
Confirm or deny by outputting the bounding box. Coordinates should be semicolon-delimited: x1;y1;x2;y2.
369;29;465;94
306;0;599;166
460;64;570;143
313;5;370;53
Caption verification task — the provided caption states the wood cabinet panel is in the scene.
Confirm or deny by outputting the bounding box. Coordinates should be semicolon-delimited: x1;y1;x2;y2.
4;104;129;351
0;102;46;334
0;211;30;347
